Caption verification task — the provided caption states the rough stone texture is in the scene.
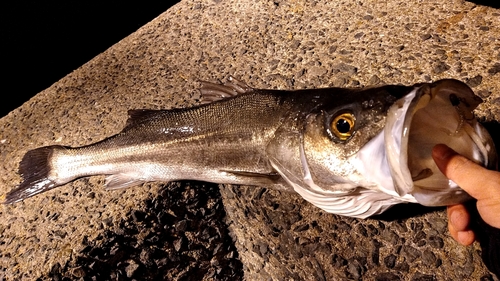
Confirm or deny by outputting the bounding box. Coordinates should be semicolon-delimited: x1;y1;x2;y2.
1;0;499;280
39;182;242;280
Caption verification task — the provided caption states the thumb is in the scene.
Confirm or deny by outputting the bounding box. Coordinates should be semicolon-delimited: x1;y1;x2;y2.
432;144;498;201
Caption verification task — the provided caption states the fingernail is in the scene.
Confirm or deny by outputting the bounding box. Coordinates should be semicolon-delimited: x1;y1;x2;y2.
433;144;454;160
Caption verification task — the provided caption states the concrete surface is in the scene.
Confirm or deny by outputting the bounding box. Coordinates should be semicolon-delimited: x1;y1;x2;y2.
1;0;499;280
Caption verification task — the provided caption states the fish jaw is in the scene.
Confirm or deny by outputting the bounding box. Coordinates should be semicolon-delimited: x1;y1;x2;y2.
356;79;497;207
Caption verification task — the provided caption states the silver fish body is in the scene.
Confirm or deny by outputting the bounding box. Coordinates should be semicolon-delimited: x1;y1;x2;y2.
4;77;497;218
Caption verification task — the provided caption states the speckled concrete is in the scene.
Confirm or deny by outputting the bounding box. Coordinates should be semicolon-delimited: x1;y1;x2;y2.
1;0;499;280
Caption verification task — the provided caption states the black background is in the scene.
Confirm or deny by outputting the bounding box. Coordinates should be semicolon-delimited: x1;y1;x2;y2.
1;1;498;118
2;1;180;118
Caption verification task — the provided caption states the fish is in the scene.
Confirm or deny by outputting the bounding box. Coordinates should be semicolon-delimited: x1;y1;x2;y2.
2;77;497;218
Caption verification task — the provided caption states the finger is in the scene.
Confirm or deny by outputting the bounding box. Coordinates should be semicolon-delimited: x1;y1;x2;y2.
432;144;500;200
456;230;475;246
447;218;459;241
447;205;475;245
448;218;475;245
447;204;470;231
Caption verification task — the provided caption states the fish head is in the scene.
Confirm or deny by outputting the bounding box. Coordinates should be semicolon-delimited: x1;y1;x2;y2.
298;87;403;191
266;85;412;210
267;80;497;217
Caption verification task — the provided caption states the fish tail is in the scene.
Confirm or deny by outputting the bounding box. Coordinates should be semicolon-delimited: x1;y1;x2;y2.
3;146;63;204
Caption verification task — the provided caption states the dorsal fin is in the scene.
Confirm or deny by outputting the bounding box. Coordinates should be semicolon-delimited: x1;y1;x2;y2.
199;76;254;104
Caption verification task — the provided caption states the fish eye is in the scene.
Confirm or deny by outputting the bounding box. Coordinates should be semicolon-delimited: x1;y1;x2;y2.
331;113;356;141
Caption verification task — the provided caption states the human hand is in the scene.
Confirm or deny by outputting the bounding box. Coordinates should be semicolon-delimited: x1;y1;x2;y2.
432;144;500;245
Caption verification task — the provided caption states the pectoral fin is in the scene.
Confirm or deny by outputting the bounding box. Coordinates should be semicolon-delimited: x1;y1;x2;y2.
219;170;281;185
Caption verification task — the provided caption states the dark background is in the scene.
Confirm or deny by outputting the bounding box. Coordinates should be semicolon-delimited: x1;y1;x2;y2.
1;0;498;118
1;1;180;118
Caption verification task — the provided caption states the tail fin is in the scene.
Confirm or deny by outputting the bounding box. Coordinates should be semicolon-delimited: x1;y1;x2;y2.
3;146;61;204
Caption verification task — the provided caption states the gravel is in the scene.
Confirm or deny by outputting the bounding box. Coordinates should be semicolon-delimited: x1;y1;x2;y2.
42;182;243;281
1;0;499;280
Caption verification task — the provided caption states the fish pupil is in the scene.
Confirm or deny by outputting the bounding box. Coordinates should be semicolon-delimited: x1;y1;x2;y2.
336;119;351;133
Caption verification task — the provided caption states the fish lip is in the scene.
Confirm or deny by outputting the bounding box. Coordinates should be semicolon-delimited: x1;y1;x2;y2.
384;85;424;196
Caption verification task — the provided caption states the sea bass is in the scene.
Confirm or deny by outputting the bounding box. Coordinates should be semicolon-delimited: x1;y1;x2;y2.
3;77;497;218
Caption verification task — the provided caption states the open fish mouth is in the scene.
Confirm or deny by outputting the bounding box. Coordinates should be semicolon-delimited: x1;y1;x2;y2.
356;79;497;207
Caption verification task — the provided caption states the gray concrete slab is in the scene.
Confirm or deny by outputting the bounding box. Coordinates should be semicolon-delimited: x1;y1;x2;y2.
1;0;499;280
